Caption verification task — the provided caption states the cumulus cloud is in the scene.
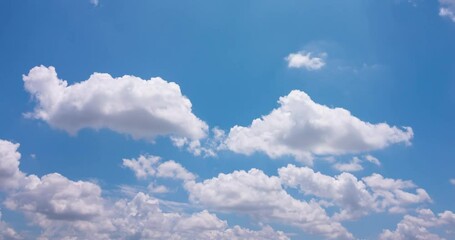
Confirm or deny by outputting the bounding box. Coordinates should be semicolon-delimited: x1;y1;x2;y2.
285;51;326;70
0;140;25;190
380;209;455;240
225;90;413;164
123;155;196;181
278;165;431;220
185;168;354;239
0;139;287;239
0;140;105;224
23;66;208;142
439;0;455;22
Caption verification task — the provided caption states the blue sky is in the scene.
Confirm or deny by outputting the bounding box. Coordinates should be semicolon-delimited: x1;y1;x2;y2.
0;0;455;239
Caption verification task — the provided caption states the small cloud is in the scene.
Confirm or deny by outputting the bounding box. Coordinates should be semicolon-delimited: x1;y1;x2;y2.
364;154;381;166
30;154;36;159
439;0;455;22
450;179;455;185
333;157;363;172
285;51;326;70
147;182;169;194
90;0;99;6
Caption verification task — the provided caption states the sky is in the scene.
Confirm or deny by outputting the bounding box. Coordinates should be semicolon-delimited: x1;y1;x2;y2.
0;0;455;239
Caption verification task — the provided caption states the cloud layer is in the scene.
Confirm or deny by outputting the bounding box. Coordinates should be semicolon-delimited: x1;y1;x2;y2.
225;90;413;164
23;66;208;141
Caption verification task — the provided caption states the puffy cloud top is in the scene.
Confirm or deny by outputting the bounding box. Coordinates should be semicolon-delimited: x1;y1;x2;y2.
226;90;413;164
23;66;208;141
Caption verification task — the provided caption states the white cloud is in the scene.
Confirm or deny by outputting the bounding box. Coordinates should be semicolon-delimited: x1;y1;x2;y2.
225;90;413;164
0;141;105;222
185;168;354;239
365;154;381;166
156;160;196;181
0;140;25;190
278;165;431;220
333;157;364;172
285;51;326;70
122;155;160;179
108;193;290;240
363;174;431;214
380;209;455;240
450;178;455;185
0;139;288;239
4;173;104;222
172;127;227;157
439;0;455;22
122;154;196;181
23;66;208;142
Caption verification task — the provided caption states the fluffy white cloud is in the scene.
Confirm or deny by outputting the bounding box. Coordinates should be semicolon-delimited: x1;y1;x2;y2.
123;155;195;181
380;209;455;240
285;51;326;70
23;66;208;141
4;173;104;221
0;140;105;223
439;0;455;22
278;165;431;220
225;90;413;164
333;157;363;172
185;168;354;239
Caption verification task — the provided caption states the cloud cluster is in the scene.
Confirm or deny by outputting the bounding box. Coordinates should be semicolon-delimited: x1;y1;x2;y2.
184;168;354;239
279;165;431;220
23;66;208;142
225;90;413;164
380;209;455;240
0;139;288;240
285;51;326;70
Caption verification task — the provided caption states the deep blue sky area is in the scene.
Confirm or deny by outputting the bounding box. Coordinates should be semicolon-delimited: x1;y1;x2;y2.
0;1;454;239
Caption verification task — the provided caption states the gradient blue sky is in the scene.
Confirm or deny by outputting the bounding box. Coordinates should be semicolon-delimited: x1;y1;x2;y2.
0;0;455;239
